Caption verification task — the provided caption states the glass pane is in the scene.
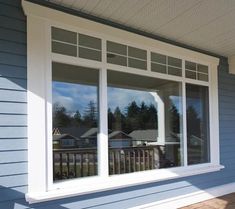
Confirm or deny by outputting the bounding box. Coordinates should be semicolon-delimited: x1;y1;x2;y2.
151;52;166;64
151;63;167;74
52;62;99;181
168;66;182;76
128;58;147;70
168;56;182;68
186;70;196;79
197;64;208;74
107;70;183;175
128;46;147;60
185;61;196;71
79;47;101;61
79;34;101;50
107;41;127;55
186;84;210;165
107;53;127;66
52;41;77;57
52;27;77;44
197;73;208;82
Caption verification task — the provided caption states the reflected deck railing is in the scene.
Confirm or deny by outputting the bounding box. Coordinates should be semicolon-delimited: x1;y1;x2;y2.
53;146;161;180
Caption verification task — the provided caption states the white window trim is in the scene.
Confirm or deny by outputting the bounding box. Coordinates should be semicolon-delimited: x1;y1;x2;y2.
22;0;222;204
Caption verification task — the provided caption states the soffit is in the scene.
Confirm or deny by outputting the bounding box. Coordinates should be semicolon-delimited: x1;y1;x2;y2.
47;0;235;58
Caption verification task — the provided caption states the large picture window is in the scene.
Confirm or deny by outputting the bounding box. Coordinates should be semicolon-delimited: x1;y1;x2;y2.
23;2;221;201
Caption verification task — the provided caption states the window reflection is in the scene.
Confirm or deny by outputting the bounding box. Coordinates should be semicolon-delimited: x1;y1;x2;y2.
107;70;183;175
186;84;210;165
52;63;99;181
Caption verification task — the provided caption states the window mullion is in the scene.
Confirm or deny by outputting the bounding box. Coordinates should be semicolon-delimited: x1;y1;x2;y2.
98;68;109;178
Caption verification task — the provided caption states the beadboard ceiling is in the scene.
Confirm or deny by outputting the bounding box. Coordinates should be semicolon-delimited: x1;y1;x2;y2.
48;0;235;58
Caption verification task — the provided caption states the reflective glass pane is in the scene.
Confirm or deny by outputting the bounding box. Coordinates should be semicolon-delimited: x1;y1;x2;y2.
185;61;196;71
128;46;147;60
52;27;77;44
52;62;99;181
107;53;127;66
168;66;182;76
168;56;182;68
128;58;147;70
186;84;210;165
151;63;167;74
107;70;183;175
197;73;208;82
107;41;127;55
151;52;166;64
52;41;77;57
79;34;101;50
186;70;196;80
197;64;208;74
79;47;101;61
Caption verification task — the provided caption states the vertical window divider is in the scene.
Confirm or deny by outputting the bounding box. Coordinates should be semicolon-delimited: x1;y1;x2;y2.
98;68;109;178
182;59;188;167
98;39;109;178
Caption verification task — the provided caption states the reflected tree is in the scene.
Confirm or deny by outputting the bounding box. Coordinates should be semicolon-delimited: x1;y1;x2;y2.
187;105;200;138
53;102;71;127
83;101;98;127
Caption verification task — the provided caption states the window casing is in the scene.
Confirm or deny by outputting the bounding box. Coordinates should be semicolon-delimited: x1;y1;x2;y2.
23;0;222;203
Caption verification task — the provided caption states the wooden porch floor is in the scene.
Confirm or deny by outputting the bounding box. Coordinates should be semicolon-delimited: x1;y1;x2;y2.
180;193;235;209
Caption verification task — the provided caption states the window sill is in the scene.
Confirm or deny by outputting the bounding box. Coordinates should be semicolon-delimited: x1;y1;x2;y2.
25;163;224;204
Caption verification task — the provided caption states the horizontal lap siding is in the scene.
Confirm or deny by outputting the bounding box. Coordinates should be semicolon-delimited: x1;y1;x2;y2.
1;1;235;208
0;0;28;204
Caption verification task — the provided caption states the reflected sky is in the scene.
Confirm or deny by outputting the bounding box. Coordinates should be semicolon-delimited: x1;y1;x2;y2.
53;82;182;115
52;81;98;116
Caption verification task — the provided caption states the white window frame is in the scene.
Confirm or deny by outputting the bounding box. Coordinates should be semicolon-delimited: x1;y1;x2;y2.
22;0;223;203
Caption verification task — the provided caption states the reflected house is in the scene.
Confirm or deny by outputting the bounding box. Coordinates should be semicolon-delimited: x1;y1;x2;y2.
53;127;94;148
108;131;132;148
129;129;181;167
53;133;78;149
80;127;99;148
129;129;158;146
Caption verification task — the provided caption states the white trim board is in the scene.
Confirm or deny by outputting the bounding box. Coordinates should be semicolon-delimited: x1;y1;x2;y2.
130;182;235;209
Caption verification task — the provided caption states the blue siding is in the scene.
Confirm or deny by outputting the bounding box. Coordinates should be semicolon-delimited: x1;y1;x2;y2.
1;1;235;209
0;0;28;206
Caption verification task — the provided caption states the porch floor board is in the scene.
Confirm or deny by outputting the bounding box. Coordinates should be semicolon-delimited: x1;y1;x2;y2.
180;193;235;209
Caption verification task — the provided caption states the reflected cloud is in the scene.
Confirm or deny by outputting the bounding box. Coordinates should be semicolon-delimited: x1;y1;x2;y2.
108;87;157;112
52;82;97;116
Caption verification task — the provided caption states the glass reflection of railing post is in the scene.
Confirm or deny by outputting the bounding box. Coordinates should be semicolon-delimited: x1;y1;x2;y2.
53;146;166;180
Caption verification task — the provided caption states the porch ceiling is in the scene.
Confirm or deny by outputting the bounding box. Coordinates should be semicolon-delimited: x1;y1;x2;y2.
47;0;235;58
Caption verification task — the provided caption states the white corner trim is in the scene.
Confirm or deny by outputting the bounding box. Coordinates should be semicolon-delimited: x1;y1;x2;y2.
228;55;235;74
130;181;235;209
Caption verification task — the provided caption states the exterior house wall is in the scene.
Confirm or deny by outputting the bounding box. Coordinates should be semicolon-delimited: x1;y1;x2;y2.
0;1;235;208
